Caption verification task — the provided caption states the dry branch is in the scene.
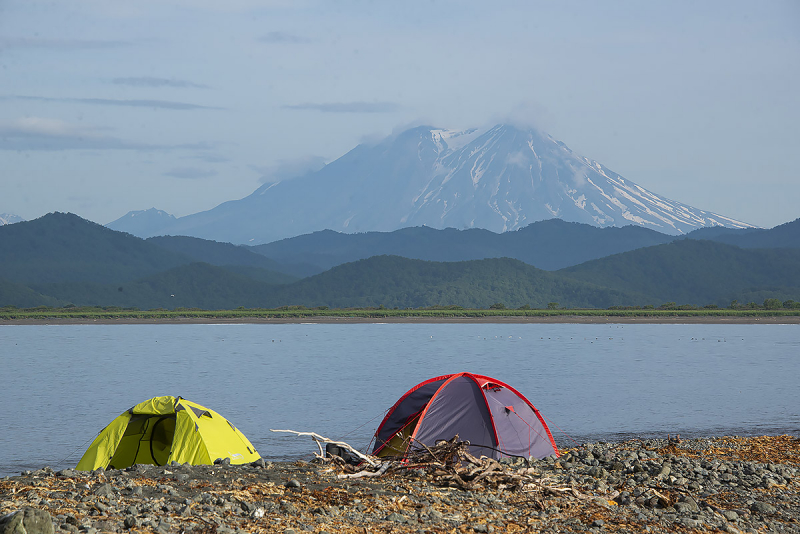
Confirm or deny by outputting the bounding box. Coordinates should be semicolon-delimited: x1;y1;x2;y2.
337;462;391;479
269;429;379;467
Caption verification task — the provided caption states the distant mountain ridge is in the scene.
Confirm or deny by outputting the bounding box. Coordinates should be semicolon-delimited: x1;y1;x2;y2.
146;235;306;279
250;218;800;273
107;208;175;236
686;218;800;249
3;213;799;310
107;124;755;244
251;219;677;271
0;213;24;226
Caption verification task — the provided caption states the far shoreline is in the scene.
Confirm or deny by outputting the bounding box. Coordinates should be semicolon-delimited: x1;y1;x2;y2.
3;315;800;325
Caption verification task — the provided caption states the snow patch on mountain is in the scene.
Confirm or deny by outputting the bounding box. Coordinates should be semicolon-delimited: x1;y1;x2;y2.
431;127;485;153
420;125;750;235
0;213;25;225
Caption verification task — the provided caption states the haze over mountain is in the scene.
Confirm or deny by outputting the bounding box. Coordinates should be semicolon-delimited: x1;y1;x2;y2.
108;124;754;244
110;209;176;238
251;219;677;272
146;235;312;279
685;218;800;250
251;218;799;273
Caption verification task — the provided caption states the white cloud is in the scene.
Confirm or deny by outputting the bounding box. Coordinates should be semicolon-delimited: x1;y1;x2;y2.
572;167;588;187
58;0;307;18
259;32;311;44
0;37;128;50
253;155;327;183
164;167;218;179
6;95;220;110
0;117;210;152
8;117;83;137
283;101;401;113
487;103;558;135
112;77;209;89
506;150;529;169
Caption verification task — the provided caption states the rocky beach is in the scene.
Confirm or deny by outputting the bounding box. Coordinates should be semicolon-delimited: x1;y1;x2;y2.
1;435;798;534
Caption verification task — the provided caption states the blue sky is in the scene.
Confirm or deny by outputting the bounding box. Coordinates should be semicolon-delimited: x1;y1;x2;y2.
1;0;798;228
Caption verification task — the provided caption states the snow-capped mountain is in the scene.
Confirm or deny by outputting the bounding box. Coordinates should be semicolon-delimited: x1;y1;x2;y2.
109;124;754;244
106;208;176;237
0;213;24;226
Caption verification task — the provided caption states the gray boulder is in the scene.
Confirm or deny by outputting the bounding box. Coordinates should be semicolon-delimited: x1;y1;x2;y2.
0;508;54;534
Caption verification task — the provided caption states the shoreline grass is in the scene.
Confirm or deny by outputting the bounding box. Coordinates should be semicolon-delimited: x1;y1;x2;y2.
2;305;799;322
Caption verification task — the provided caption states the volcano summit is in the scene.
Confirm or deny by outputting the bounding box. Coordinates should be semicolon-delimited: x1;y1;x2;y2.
109;124;754;244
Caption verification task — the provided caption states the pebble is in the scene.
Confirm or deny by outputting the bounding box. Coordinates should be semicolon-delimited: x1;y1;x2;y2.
0;436;797;534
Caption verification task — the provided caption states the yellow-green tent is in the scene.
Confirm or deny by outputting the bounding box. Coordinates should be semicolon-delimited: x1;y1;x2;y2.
76;396;260;471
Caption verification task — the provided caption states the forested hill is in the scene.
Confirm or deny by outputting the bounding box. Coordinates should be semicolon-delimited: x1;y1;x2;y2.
0;212;191;284
3;212;800;310
0;213;299;287
558;239;800;306
0;278;66;308
262;255;641;310
31;263;283;310
28;256;642;310
250;219;676;272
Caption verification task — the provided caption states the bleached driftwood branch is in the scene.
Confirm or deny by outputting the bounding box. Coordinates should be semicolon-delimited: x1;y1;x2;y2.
269;429;380;467
336;461;391;479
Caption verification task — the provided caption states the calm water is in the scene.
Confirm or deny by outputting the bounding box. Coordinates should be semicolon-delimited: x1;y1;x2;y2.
1;323;798;477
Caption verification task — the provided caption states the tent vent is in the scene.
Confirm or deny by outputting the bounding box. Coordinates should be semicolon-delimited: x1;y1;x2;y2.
188;406;210;419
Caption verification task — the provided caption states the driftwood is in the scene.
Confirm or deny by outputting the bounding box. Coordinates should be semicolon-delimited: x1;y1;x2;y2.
337;461;391;479
274;431;618;508
269;429;380;467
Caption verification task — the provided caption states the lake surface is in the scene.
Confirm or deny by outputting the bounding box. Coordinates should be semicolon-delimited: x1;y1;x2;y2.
1;323;798;477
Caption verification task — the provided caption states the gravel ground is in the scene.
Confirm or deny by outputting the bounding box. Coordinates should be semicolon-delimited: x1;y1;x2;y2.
2;435;798;534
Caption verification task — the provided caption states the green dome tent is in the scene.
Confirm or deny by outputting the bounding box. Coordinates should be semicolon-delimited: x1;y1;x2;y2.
76;396;260;471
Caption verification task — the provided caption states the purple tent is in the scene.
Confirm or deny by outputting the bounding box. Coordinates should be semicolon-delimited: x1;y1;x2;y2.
373;372;559;460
